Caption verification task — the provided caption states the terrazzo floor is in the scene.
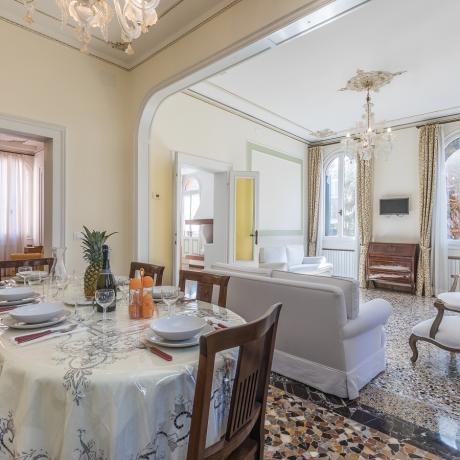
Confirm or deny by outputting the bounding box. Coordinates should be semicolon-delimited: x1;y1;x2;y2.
270;289;460;459
265;386;442;459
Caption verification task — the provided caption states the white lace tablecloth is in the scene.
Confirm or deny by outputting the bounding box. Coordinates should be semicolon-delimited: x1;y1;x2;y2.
0;301;244;460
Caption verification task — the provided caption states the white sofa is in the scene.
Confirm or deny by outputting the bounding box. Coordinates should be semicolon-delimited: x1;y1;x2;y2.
259;244;333;275
207;268;392;399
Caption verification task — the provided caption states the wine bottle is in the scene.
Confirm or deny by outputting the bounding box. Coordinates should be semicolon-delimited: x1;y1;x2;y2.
96;244;117;312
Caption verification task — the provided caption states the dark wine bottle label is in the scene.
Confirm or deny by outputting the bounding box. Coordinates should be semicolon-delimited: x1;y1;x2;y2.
96;244;117;311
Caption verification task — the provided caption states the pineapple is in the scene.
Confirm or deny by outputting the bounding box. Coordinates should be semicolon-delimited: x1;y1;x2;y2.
81;226;116;297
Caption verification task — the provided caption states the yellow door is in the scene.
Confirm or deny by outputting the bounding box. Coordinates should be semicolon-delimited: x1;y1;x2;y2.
232;172;259;263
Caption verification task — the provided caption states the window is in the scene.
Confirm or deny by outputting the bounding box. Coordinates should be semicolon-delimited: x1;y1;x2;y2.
182;177;200;238
446;137;460;240
323;153;356;240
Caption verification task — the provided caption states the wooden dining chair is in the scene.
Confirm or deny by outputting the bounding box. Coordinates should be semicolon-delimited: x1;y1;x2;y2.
0;258;54;281
187;303;282;460
179;270;230;308
129;262;165;286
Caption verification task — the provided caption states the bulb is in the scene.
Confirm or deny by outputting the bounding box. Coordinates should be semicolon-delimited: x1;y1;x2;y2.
386;127;392;133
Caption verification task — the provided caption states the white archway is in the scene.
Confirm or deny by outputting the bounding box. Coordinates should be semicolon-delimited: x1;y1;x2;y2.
134;0;370;261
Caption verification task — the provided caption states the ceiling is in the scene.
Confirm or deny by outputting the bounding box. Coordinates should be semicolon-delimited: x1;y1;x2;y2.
190;0;460;142
1;0;237;69
0;132;44;155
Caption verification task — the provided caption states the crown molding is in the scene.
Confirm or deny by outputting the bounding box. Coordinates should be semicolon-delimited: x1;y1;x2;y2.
1;0;243;71
183;89;309;144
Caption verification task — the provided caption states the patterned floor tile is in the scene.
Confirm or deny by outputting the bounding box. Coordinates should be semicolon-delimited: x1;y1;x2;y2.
265;386;442;460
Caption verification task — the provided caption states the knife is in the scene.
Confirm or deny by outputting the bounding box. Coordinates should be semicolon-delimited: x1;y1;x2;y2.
14;324;78;344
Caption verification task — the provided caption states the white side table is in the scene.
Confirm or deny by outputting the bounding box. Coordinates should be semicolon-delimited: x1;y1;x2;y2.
409;292;460;362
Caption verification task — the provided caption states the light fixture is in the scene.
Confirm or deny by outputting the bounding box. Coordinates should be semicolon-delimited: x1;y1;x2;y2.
23;0;160;54
340;69;405;161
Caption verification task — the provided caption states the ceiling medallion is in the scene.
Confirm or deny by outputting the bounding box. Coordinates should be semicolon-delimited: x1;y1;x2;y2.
340;69;405;161
339;69;406;93
312;129;336;139
22;0;160;54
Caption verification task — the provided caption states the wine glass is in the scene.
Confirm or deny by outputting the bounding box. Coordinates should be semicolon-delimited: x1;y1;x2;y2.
27;274;46;302
95;288;115;326
17;266;33;284
161;286;180;317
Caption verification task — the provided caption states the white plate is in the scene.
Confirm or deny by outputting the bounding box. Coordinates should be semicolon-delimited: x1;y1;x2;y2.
13;271;49;284
146;324;213;348
146;333;200;348
2;311;70;330
0;296;40;307
152;287;185;301
10;303;65;324
64;298;94;307
0;287;37;301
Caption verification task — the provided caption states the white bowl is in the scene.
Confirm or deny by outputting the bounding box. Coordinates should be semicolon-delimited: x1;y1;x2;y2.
0;287;37;301
150;316;206;341
10;303;65;324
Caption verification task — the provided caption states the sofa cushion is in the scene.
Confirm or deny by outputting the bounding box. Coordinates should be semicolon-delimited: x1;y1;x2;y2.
259;262;288;271
210;262;272;277
259;246;287;265
271;270;359;320
286;245;305;267
289;263;333;275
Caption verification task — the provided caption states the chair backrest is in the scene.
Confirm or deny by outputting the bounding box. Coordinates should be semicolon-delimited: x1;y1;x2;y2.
129;262;165;286
0;258;54;281
24;245;44;254
179;269;230;307
187;303;282;460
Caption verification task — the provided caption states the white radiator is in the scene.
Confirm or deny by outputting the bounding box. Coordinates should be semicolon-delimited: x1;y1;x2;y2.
321;249;358;279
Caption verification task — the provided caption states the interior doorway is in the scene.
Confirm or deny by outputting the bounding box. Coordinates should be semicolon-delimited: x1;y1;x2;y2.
173;152;231;284
0;129;52;261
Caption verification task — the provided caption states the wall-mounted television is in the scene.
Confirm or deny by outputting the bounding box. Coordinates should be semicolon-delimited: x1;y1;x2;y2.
379;198;409;215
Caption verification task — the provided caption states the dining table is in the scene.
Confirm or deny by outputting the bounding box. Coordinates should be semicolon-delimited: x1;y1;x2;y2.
0;299;245;460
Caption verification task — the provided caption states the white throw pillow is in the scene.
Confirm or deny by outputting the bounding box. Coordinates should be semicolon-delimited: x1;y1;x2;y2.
286;245;305;267
259;246;287;264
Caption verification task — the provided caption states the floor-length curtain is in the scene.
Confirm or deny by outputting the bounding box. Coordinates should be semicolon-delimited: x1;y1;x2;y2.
416;124;439;297
307;146;322;256
357;157;373;288
0;152;34;260
432;126;449;295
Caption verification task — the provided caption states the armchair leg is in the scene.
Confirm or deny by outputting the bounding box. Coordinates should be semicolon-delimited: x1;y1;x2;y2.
409;334;419;363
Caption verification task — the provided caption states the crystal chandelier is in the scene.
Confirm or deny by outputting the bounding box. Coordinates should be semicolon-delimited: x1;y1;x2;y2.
23;0;160;54
339;69;405;161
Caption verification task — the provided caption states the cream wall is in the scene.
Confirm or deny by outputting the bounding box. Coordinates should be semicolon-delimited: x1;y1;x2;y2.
373;127;420;243
0;20;131;274
150;92;306;282
0;0;329;275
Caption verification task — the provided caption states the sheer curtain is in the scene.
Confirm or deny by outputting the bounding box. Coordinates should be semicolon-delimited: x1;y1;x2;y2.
432;127;449;294
0;152;34;260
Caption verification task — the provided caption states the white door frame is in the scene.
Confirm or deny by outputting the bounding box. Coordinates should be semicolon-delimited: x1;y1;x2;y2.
172;151;232;284
0;113;66;250
228;171;260;265
134;0;370;261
